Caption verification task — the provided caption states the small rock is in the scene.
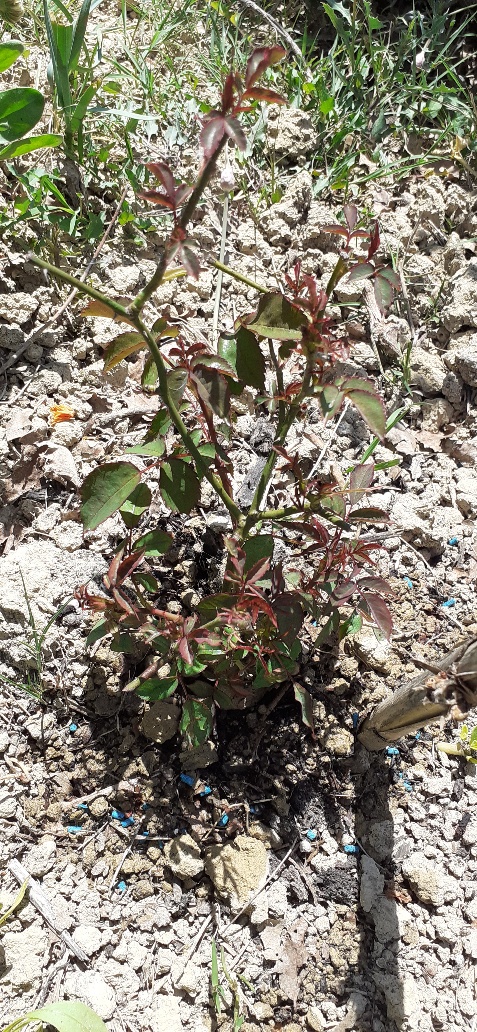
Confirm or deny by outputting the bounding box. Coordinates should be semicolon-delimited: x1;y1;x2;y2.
454;468;477;518
409;345;447;395
267;107;316;156
155;948;174;974
365;820;394;862
205;834;269;912
321;727;353;756
463;820;477;846
374;972;421;1027
89;796;110;819
306;1006;324;1032
141;701;180;744
359;855;384;913
150;996;182;1032
174;960;202;994
71;924;103;957
248;822;283;849
463;928;477;959
353;630;392;674
3;923;48;987
443;258;477;332
164;833;204;879
64;971;116;1020
402;852;457;906
132;879;154;900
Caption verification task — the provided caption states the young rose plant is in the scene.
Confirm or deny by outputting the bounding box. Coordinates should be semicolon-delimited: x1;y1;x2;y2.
31;47;398;753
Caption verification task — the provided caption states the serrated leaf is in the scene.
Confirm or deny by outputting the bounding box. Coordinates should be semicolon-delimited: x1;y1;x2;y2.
200;115;226;158
80;299;135;326
119;482;151;528
338;612;363;640
348;507;390;523
349;462;374;497
235;327;266;390
320;384;343;418
293;682;314;733
246;292;305;341
362;592;392;639
160;459;200;513
345;389;385;438
144;409;171;439
193;366;230;417
133;571;159;592
133;529;173;556
125;440;165;458
180;697;213;747
243;534;274;573
347;262;375;283
103;331;146;372
136;676;178;700
168;367;188;405
85;618;111;647
15;1000;108;1032
80;462;141;530
242;86;286;104
245;45;286;89
224;115;247;151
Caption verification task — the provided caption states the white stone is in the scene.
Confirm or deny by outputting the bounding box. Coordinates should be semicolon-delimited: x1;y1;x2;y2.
360;855;384;913
3;923;47;987
150;995;182;1032
64;971;116;1020
71;924;103;957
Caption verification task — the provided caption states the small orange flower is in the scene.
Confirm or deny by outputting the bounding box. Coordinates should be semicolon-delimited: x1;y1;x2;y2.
49;403;76;426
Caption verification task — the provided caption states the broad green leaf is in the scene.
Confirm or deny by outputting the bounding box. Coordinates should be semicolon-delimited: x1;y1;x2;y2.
193;366;230;418
191;353;237;377
136;676;178;700
144;409;171;439
0;133;62;159
246;292;305;341
338;612;363;640
85;618;111;647
103;331;146;372
80;461;141;530
133;571;159;592
345;388;386;439
348;507;389;523
0;41;24;72
119;482;152;529
133;529;173;556
180;698;213;747
142;354;158;390
125;440;165;458
9;1000;108;1032
168;367;188;405
320;385;343;418
0;879;28;929
349;462;374;497
243;534;274;573
110;631;136;653
293;682;314;733
0;88;44;143
347;262;375;283
235;327;266;390
80;299;135;326
160;458;201;513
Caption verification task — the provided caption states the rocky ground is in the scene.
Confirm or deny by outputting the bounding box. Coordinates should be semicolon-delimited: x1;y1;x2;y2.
1;84;477;1032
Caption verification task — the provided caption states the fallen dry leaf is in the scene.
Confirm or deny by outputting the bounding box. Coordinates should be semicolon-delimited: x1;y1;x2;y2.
278;917;307;1007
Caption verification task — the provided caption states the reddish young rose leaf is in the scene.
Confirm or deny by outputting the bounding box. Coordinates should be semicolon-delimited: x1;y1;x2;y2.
274;592;303;642
347;262;375;284
181;242;201;279
245;45;286;89
293;682;314;734
367;220;380;259
192;366;231;418
222;115;246;151
221;70;236;114
242;86;287;105
174;183;193;206
319;384;343;419
349;462;374;497
363;592;393;639
139;190;176;210
116;549;146;585
348;507;390;522
178;636;193;666
343;202;358;232
345;388;386;439
145;160;176;197
357;576;393;594
322;224;349;237
200;115;226;158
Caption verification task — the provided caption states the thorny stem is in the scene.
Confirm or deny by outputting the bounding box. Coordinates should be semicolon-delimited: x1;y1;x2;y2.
243;357;314;534
135;317;243;528
130;137;228;315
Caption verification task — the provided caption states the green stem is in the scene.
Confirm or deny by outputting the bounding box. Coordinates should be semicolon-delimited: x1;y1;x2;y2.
246;503;311;525
243;358;314;530
27;253;130;321
211;259;268;294
130;137;228;315
135;317;243;528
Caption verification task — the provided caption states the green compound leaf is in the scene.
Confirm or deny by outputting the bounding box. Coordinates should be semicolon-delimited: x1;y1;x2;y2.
80;462;141;530
160;458;200;513
136;676;178;701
